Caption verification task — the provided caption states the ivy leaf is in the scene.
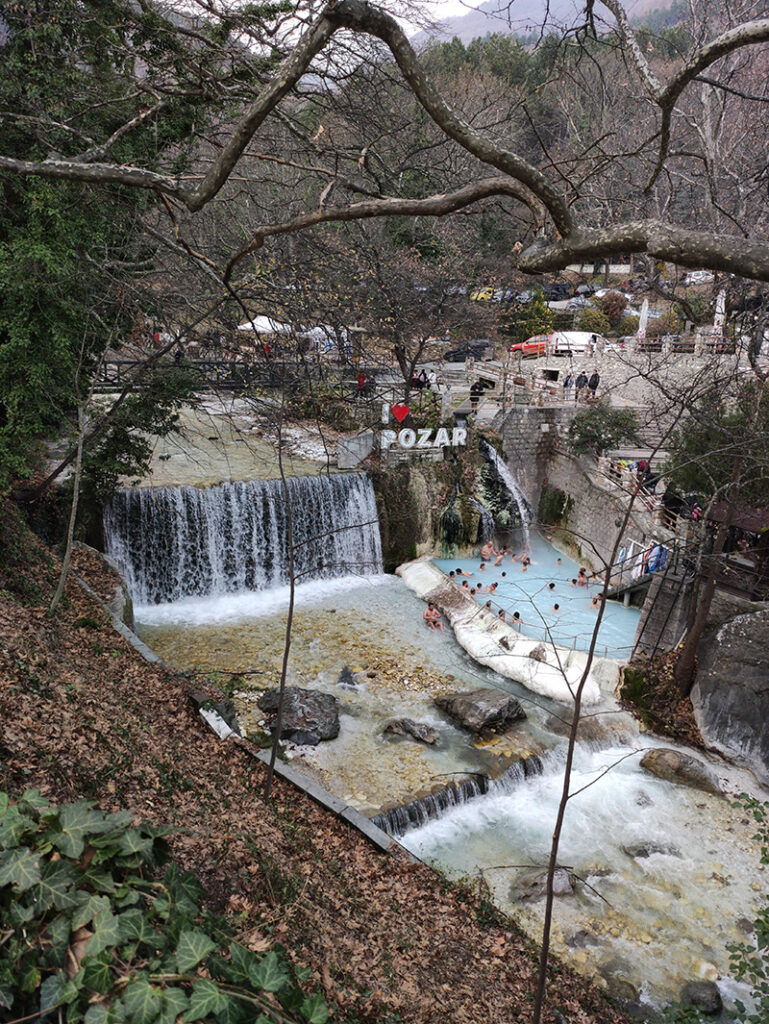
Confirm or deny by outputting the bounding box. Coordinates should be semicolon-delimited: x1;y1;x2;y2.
123;977;162;1024
224;943;261;984
52;801;111;859
301;993;329;1024
176;929;216;972
156;987;188;1024
33;860;78;912
249;951;288;993
0;846;41;891
20;788;50;810
80;863;116;894
48;914;72;956
117;828;154;858
0;805;31;849
0;980;13;1011
0;794;8;817
84;1006;109;1024
86;909;121;957
82;952;113;995
20;963;41;995
72;892;111;930
118;908;154;946
184;979;226;1021
39;971;78;1016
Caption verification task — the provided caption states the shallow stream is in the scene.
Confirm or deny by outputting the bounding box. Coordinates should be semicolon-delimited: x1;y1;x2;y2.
136;572;766;1010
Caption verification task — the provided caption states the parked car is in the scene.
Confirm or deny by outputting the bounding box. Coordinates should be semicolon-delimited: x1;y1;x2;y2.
470;286;495;301
593;288;633;301
508;335;549;358
542;282;571;301
567;296;592;310
445;339;495;362
682;270;714;285
574;283;597;297
550;331;608;355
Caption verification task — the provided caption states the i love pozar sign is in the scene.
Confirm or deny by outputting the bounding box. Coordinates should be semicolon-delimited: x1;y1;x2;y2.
381;404;467;451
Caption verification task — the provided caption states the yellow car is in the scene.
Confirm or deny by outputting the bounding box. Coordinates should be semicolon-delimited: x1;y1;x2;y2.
470;286;495;301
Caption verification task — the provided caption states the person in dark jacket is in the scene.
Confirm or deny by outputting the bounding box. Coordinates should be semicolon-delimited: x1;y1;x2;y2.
587;369;600;400
575;372;588;402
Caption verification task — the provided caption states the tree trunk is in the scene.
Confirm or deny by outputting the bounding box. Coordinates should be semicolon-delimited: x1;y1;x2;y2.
674;517;730;696
50;407;86;613
674;456;742;695
263;409;295;801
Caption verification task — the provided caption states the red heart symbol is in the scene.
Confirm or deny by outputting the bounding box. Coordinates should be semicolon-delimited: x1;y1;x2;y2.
391;404;409;423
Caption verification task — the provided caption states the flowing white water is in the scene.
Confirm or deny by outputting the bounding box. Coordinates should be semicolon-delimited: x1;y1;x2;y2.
113;460;765;1011
480;440;532;547
104;473;383;605
402;740;763;1007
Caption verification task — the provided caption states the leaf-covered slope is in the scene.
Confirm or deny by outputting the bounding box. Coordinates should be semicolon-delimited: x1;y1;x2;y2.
0;538;633;1024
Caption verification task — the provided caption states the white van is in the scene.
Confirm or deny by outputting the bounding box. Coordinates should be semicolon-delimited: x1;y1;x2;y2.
549;331;607;355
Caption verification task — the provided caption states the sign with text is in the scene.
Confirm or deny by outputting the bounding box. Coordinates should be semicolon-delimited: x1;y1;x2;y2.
380;426;467;451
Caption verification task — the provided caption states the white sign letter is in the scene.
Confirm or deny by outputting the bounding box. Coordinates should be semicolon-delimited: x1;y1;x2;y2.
380;430;397;450
434;427;450;447
398;428;416;449
451;427;467;446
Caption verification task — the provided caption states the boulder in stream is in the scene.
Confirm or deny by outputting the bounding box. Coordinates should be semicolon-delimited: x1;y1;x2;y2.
680;980;722;1016
337;666;359;689
511;867;576;902
434;688;526;734
639;748;722;796
622;841;681;859
383;719;440;745
257;686;339;745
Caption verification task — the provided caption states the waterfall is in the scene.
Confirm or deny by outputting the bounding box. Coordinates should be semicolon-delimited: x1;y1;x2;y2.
480;440;532;548
104;473;383;605
468;496;495;543
371;754;543;837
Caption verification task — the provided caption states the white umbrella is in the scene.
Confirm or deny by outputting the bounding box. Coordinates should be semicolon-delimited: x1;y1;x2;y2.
713;289;727;335
237;316;292;335
637;298;649;339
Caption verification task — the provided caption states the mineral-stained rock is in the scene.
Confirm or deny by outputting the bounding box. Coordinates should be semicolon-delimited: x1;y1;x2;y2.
693;607;769;786
680;980;723;1016
383;718;440;745
639;748;722;795
337;666;358;689
434;688;526;734
622;841;681;859
190;691;242;736
257;686;339;745
510;867;575;902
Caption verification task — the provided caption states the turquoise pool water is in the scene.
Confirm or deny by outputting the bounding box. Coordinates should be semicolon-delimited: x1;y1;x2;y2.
434;532;641;660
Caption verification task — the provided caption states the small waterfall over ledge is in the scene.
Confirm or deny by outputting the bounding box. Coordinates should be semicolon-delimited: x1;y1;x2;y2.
104;473;383;605
371;754;544;837
480;440;533;547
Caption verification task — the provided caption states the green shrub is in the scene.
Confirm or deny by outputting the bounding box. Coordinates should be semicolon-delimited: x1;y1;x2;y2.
567;405;639;456
576;308;611;334
0;789;327;1024
616;314;639;335
538;485;572;525
647;311;684;337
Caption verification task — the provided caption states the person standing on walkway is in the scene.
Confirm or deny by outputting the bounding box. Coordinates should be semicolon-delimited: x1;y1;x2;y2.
588;369;600;401
563;372;573;401
575;371;588;402
470;379;484;415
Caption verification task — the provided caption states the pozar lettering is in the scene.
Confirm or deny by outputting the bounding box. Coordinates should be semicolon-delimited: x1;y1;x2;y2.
380;427;467;450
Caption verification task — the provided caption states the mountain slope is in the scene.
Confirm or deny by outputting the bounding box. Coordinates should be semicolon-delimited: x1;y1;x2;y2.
413;0;675;46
